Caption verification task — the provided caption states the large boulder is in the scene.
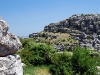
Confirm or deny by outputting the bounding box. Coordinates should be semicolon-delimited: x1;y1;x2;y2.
0;54;23;75
0;17;23;75
0;18;22;56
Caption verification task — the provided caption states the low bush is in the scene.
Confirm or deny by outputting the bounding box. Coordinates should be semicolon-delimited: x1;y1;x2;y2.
19;38;35;47
50;52;73;75
72;46;97;75
19;39;55;65
19;38;99;75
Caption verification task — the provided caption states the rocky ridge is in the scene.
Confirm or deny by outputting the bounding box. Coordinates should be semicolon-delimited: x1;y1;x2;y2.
44;14;100;34
30;14;100;51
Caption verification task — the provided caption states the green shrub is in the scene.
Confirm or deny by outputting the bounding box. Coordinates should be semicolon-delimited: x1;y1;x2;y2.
50;52;73;75
19;40;55;66
61;39;66;42
19;38;36;47
71;46;97;75
19;38;99;75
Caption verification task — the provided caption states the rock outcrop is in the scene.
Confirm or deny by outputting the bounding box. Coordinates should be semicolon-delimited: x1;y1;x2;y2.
0;54;23;75
44;14;100;34
43;14;100;51
0;19;22;56
44;14;100;33
29;14;100;51
53;43;65;51
0;17;23;75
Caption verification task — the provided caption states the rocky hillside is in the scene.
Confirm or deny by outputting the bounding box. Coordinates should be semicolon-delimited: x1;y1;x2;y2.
30;14;100;51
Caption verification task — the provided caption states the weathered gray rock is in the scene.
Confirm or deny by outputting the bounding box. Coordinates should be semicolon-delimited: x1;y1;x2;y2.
0;19;22;56
29;33;38;38
0;54;23;75
28;14;100;51
0;17;23;75
53;43;65;51
43;14;100;34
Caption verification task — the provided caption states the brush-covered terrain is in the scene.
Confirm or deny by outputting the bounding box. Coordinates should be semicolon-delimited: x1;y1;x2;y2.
18;38;100;75
29;14;100;52
18;14;100;75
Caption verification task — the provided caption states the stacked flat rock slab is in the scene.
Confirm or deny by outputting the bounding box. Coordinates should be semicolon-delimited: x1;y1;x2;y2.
0;17;23;75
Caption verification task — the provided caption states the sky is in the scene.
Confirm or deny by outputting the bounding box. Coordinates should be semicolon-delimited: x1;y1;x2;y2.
0;0;100;36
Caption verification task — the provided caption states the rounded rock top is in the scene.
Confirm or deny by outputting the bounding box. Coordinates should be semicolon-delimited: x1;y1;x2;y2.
0;17;22;56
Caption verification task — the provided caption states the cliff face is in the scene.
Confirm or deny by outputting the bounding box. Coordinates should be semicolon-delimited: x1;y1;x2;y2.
44;14;100;34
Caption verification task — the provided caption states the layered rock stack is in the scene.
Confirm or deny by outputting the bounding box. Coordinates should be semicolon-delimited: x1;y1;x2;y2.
0;17;23;75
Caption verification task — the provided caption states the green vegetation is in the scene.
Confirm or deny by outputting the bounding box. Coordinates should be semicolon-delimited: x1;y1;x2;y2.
18;38;100;75
72;47;97;75
33;32;78;45
23;65;51;75
18;38;55;66
50;52;73;75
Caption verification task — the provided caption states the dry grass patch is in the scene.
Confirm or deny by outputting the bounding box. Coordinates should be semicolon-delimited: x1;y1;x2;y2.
37;32;78;45
33;67;51;75
23;66;51;75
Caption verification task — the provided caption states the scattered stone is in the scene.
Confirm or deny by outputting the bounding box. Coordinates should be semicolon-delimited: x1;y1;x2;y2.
29;33;38;38
53;43;65;51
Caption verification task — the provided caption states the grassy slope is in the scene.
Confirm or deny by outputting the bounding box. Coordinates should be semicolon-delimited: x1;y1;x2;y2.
38;32;78;45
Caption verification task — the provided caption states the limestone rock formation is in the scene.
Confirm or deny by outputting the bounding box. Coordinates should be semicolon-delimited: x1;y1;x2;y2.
43;14;100;51
0;19;22;56
53;43;65;51
0;54;23;75
29;14;100;51
0;17;23;75
44;14;100;34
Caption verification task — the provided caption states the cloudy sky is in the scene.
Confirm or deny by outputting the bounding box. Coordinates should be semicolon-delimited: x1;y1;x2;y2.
0;0;99;36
